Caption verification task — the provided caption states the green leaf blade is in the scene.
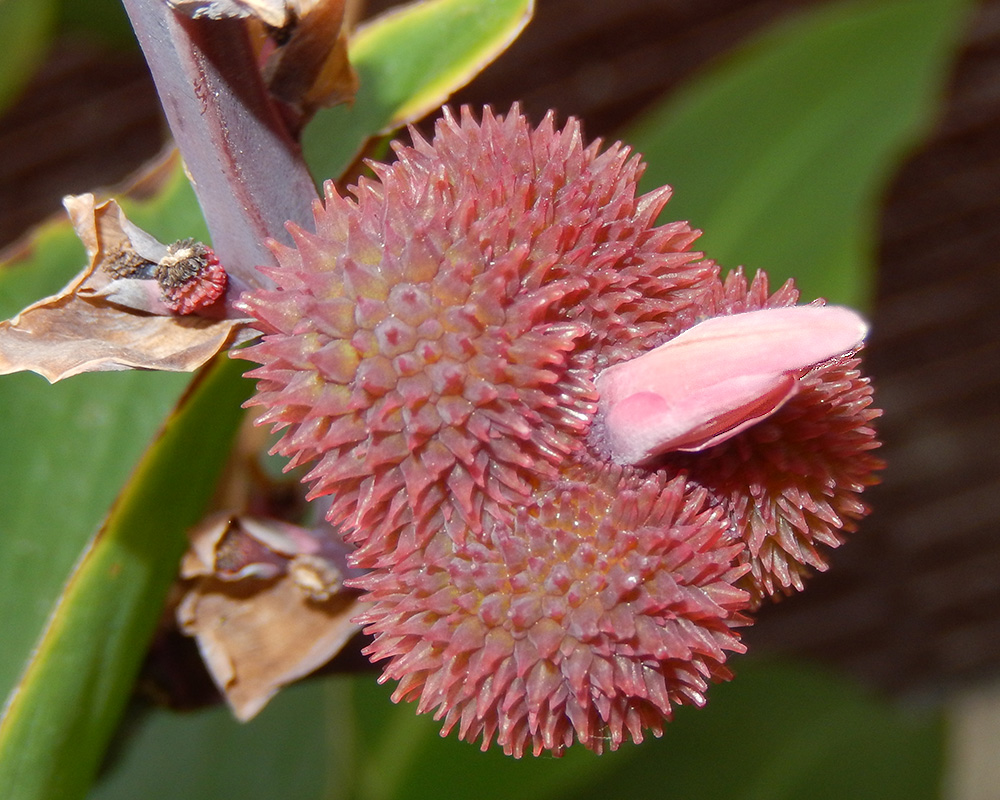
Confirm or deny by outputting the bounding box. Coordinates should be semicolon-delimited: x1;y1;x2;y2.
625;0;973;307
88;660;946;800
89;681;334;800
558;660;946;800
0;0;56;112
0;164;243;800
0;163;208;711
0;356;252;800
303;0;534;181
0;369;189;704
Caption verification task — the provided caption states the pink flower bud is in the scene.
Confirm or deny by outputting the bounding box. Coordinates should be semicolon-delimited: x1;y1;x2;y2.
596;306;868;464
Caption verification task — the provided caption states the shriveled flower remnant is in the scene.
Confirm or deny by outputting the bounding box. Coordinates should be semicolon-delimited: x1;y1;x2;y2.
236;106;882;756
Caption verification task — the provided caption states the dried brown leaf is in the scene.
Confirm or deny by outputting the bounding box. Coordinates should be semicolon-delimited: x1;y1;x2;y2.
265;0;359;119
0;194;248;383
178;513;363;720
166;0;358;132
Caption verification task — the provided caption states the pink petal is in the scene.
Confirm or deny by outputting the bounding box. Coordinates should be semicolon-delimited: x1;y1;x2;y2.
596;306;868;464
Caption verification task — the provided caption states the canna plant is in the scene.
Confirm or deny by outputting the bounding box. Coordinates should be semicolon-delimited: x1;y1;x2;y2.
0;0;972;796
234;106;881;754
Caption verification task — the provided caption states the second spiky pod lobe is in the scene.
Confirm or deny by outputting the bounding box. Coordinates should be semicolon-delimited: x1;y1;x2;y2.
354;465;749;756
666;270;884;599
238;106;715;567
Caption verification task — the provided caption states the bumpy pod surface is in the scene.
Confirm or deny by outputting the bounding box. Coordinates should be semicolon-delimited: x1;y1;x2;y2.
662;270;883;600
354;465;749;756
238;106;715;567
236;105;882;754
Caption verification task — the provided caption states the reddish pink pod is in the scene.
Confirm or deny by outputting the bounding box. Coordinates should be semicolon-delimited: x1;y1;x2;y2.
596;305;868;464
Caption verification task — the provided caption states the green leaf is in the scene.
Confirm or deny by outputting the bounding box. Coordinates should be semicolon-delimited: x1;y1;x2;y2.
0;0;55;110
0;0;57;112
303;0;534;181
89;659;945;800
0;166;231;800
343;675;606;800
89;681;333;800
0;368;187;705
0;356;251;800
117;159;210;242
88;671;605;800
625;0;972;308
55;0;137;50
346;660;943;800
0;175;193;708
561;659;946;800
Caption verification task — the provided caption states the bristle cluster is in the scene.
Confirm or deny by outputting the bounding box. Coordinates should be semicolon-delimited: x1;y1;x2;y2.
103;237;228;315
238;106;714;565
157;240;228;315
352;466;750;756
235;105;882;754
662;270;884;601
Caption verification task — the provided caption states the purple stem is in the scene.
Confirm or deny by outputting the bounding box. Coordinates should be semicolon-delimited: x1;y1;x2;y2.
121;0;319;292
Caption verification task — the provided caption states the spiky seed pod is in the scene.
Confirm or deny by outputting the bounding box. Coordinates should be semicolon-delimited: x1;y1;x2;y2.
661;269;884;602
236;105;717;564
236;104;883;754
350;465;750;757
